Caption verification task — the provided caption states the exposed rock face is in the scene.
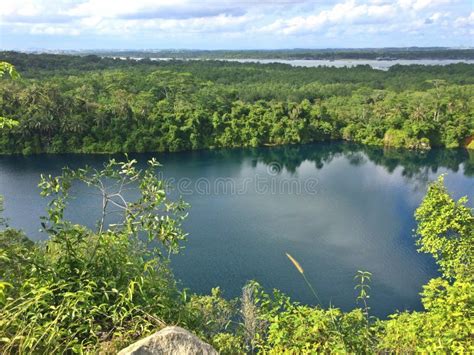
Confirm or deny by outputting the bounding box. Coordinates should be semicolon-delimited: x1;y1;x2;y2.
465;135;474;150
118;326;218;355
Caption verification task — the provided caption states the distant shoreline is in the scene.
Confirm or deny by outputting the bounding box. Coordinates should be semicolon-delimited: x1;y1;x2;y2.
104;56;474;71
7;47;474;61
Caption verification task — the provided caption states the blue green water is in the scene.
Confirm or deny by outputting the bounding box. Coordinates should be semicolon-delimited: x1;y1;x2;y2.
1;142;473;317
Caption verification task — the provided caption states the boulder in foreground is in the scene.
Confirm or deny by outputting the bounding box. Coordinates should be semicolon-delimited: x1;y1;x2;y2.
118;326;218;355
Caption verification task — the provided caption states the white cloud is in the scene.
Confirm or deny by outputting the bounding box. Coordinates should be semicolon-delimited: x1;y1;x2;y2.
0;0;258;36
0;0;42;17
261;0;399;35
82;13;258;36
454;11;474;28
0;0;471;48
30;24;80;36
397;0;453;11
259;0;460;36
66;0;211;19
453;11;474;36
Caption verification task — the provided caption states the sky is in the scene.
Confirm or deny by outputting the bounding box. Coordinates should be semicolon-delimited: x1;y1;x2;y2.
0;0;472;50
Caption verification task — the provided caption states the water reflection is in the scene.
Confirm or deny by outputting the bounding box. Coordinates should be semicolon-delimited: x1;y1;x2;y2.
188;142;473;186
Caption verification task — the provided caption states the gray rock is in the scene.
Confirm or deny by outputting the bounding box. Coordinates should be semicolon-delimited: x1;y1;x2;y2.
118;326;218;355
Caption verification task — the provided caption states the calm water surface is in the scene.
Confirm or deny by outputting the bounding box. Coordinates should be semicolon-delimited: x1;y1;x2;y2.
129;57;474;70
221;58;474;70
1;142;473;317
146;57;474;70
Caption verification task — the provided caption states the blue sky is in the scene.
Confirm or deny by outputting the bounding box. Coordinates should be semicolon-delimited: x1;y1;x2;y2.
0;0;472;50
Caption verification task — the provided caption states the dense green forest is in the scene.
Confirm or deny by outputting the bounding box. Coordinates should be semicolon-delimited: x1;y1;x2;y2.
0;158;472;353
0;51;473;154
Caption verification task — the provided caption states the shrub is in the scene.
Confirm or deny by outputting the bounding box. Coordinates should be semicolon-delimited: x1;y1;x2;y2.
0;158;189;353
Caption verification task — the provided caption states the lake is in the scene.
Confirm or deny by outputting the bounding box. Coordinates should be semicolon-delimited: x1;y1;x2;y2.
121;57;474;70
220;58;474;70
1;142;473;317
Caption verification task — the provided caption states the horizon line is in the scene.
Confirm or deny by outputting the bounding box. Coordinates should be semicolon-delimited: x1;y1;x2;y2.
2;46;474;52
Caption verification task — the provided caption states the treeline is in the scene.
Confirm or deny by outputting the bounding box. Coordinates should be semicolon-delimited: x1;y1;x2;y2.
72;47;474;60
0;52;473;154
3;51;474;86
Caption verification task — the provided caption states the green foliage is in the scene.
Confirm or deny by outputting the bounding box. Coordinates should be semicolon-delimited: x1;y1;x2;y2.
0;117;19;129
261;306;371;353
377;175;474;353
211;333;246;354
0;62;19;79
0;158;189;353
379;278;473;353
354;270;372;322
379;176;474;353
383;128;430;150
415;175;473;280
1;53;473;153
0;61;19;129
184;287;238;337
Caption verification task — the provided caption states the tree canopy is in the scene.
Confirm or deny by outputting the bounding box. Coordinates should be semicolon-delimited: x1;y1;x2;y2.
0;52;473;154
